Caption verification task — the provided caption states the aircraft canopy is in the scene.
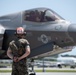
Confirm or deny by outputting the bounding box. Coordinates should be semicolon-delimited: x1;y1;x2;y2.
23;8;64;22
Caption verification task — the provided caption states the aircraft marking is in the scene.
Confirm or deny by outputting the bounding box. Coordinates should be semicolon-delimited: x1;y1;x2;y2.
55;25;62;30
38;34;51;44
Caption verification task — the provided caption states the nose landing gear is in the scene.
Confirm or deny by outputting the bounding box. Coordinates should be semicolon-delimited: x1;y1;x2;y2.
29;59;36;75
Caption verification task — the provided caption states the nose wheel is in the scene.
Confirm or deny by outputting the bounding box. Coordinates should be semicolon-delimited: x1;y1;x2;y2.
29;59;36;75
29;71;36;75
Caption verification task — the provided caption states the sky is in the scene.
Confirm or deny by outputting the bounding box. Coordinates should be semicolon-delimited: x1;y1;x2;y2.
0;0;76;55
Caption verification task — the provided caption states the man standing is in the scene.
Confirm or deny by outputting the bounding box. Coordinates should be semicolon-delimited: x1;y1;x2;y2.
7;27;30;75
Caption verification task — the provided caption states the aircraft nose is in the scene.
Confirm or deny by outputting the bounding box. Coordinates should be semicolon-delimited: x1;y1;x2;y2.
68;24;76;42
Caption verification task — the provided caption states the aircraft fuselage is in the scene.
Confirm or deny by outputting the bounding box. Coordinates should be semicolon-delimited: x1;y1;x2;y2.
0;8;76;59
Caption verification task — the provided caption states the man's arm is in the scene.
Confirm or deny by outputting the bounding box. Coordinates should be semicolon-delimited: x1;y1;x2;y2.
7;47;13;60
18;46;30;61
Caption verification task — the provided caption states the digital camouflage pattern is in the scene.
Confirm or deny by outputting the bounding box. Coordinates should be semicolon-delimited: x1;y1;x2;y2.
9;38;29;75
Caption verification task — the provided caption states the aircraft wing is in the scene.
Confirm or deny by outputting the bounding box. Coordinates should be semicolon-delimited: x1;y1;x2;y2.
28;43;72;59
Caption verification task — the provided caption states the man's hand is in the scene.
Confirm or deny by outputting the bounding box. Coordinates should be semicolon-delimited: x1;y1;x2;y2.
13;57;19;62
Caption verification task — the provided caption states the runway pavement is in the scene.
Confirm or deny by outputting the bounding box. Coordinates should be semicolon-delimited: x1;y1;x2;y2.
0;72;76;75
0;68;76;75
0;67;76;70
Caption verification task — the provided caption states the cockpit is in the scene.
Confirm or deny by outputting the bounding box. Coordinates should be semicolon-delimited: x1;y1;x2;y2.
23;8;64;22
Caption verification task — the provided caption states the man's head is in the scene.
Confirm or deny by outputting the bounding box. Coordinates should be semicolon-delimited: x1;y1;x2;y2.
15;27;26;38
16;27;25;34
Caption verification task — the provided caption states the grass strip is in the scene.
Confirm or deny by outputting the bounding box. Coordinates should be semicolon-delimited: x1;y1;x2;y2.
0;70;76;73
35;70;76;72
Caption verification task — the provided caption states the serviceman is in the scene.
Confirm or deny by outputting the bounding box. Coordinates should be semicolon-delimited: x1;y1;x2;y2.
7;27;30;75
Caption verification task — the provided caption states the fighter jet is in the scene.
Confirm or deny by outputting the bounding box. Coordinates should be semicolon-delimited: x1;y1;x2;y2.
57;57;76;68
0;7;76;59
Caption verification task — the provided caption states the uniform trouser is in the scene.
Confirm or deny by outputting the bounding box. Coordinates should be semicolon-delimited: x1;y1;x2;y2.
11;60;28;75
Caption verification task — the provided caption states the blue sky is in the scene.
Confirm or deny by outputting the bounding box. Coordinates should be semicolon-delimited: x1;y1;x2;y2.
0;0;76;55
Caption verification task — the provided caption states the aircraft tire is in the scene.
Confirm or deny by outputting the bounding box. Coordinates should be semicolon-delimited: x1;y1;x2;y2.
29;72;36;75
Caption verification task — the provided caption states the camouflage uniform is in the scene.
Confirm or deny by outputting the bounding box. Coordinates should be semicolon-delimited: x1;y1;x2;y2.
9;38;30;75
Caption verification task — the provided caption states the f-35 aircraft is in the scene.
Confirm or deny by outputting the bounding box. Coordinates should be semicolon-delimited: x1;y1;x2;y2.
0;7;76;59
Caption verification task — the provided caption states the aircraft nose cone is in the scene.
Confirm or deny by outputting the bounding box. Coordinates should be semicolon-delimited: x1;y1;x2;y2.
68;24;76;43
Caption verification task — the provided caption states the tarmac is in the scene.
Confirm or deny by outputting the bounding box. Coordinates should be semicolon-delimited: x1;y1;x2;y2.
0;72;76;75
0;68;76;75
0;67;76;71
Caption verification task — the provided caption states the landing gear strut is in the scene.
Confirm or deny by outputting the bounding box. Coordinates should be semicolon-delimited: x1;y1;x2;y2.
29;59;36;75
